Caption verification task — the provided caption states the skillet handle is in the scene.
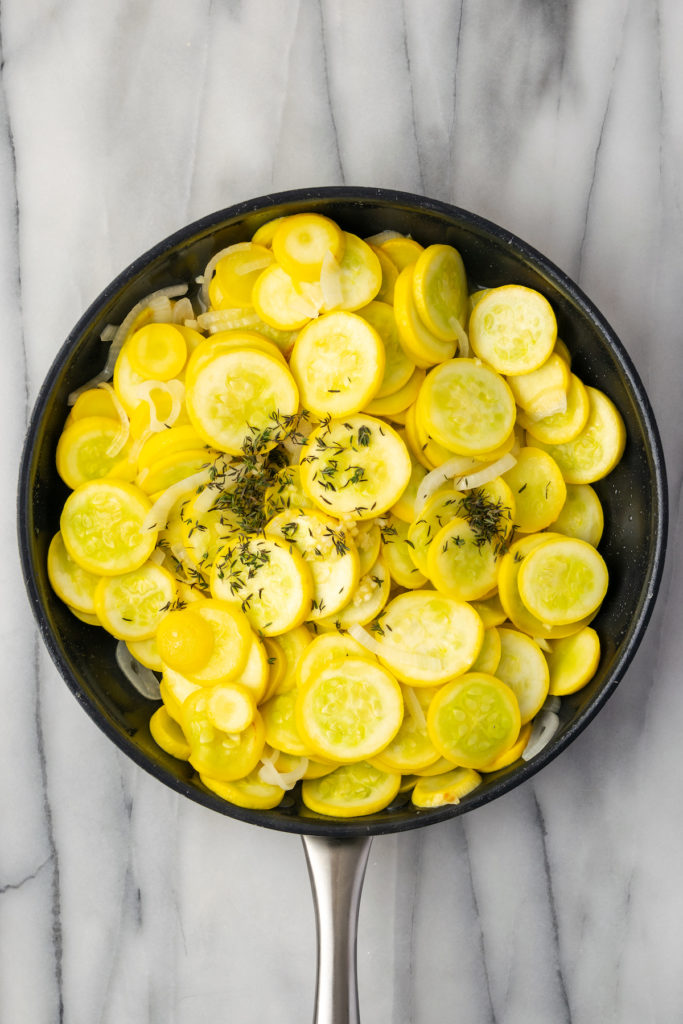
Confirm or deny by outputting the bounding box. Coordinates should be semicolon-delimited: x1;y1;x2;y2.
302;834;373;1024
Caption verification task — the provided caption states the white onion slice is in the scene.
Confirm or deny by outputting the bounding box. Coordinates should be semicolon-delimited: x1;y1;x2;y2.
67;284;188;404
532;635;553;653
148;296;174;324
134;379;185;433
521;709;560;761
415;454;481;513
187;455;231;517
258;752;308;790
199;243;253;308
526;390;568;422
348;623;444;674
320;250;343;310
98;382;130;457
454;453;517;492
191;480;220;518
364;229;403;246
292;280;323;319
143;465;213;532
100;324;117;342
449;316;470;357
403;686;427;730
196;308;262;333
172;296;195;324
543;695;561;714
115;641;161;700
170;542;201;573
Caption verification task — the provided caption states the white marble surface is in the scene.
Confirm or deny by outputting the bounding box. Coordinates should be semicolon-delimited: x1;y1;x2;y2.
2;1;681;1021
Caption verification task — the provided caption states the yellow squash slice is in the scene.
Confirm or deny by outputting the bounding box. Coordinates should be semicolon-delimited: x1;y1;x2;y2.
47;532;101;614
265;508;360;620
494;628;550;724
299;414;411;520
272;213;345;282
289;311;385;417
469;284;557;374
95;561;176;641
416;358;516;456
296;656;403;763
412;243;469;342
301;761;401;817
527;386;626;484
368;590;484;686
547;626;601;696
517;536;609;626
427;672;521;770
211;535;313;635
185;345;298;455
60;479;157;576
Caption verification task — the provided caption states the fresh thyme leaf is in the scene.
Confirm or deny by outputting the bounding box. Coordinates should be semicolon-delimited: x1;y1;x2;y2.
357;424;371;447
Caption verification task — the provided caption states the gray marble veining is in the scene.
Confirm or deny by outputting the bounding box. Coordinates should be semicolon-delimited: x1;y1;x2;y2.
2;1;681;1021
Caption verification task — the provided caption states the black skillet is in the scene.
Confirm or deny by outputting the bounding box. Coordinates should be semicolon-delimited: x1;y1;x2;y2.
17;187;667;1023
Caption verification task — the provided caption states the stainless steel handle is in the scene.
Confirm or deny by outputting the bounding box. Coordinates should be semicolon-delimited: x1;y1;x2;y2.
302;834;373;1024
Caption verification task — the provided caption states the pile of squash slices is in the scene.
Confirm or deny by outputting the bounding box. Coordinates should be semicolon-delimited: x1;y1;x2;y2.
48;212;625;817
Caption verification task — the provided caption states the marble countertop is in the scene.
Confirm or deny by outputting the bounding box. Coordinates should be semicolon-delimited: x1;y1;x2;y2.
3;2;681;1021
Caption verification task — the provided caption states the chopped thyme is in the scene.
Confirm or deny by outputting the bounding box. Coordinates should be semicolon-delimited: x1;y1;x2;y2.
455;488;512;557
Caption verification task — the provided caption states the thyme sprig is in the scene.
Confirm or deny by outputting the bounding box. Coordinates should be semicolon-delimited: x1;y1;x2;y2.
199;410;310;534
456;488;512;556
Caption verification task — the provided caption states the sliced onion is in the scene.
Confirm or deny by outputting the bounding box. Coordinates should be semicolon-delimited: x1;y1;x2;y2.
258;751;308;790
364;229;403;246
348;623;444;674
134;379;185;432
403;686;426;730
196;308;262;333
148;547;166;566
292;280;323;319
526;390;568;422
97;382;130;457
320;250;343;310
454;453;517;492
67;284;188;404
68;368;113;404
532;635;553;653
521;709;560;761
115;641;161;700
148;296;174;324
100;324;117;342
172;296;195;324
170;542;202;574
143;465;214;532
449;316;470;357
199;243;253;308
415;454;481;512
543;695;561;714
